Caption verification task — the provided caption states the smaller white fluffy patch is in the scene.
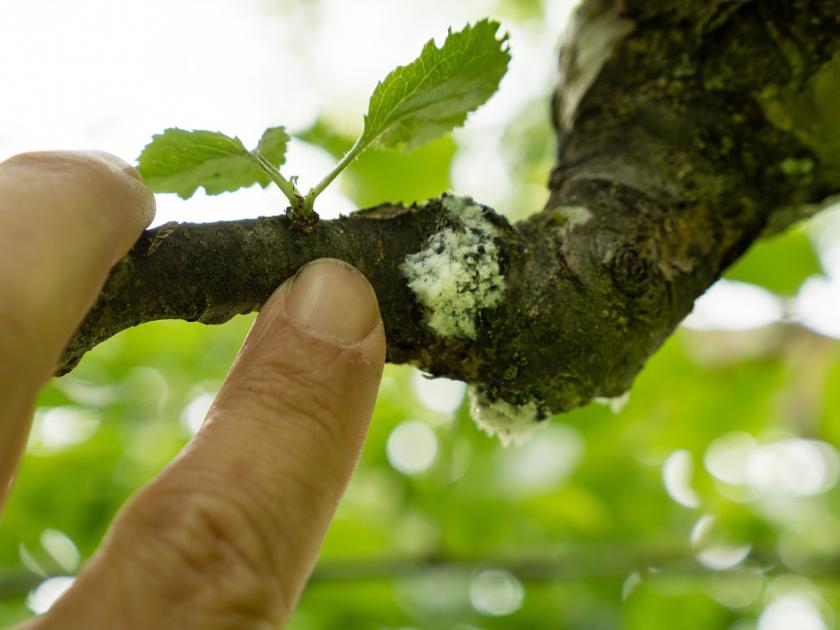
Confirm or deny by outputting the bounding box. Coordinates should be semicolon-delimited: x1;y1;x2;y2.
400;195;506;339
593;391;630;414
468;386;543;447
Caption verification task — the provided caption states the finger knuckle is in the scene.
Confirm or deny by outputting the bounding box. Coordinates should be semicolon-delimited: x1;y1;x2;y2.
233;348;350;452
119;482;284;622
7;150;108;180
6;151;129;205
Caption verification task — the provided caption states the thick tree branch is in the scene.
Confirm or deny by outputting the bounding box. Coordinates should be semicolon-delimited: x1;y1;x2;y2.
58;0;840;419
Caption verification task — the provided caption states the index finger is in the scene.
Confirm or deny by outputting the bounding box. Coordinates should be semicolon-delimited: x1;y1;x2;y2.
0;150;155;507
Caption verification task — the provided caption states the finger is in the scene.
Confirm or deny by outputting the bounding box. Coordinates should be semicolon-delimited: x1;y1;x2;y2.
0;151;155;506
38;260;386;630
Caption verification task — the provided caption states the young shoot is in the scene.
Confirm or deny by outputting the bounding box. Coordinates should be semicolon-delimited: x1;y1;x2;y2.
136;20;510;225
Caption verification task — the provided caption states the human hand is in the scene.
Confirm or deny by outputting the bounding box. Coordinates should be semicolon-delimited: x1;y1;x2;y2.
0;151;386;629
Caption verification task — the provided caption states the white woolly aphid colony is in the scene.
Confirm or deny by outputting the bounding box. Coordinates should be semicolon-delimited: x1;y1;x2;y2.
401;195;544;446
468;386;543;447
400;195;506;340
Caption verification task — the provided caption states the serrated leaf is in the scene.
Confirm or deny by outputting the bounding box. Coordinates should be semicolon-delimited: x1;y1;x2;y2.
256;126;290;168
137;128;277;199
361;19;510;151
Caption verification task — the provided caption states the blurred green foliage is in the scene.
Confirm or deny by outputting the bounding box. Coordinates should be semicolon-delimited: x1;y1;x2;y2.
724;228;824;296
5;299;840;628
2;0;840;628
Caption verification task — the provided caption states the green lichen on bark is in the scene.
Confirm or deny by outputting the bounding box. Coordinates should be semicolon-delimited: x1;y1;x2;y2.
759;51;840;184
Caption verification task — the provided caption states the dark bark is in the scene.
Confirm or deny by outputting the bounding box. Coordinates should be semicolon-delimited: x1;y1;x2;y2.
58;0;840;417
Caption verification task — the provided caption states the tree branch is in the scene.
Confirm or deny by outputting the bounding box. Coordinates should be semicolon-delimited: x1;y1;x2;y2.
58;0;840;419
3;547;839;597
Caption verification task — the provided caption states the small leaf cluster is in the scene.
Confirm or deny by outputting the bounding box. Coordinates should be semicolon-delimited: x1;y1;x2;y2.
136;20;510;220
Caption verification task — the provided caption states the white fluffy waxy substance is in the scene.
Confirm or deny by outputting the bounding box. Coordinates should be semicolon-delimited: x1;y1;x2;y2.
468;386;543;447
593;391;630;414
400;195;506;339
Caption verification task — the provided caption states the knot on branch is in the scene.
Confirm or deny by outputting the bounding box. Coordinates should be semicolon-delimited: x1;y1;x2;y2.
609;246;651;296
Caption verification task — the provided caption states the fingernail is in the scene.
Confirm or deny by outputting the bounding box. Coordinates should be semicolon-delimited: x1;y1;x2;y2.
284;259;379;345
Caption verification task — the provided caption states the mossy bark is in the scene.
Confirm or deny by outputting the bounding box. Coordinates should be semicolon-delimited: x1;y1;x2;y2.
58;0;840;415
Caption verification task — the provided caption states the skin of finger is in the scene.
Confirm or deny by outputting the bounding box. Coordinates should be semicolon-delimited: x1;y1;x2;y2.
0;151;155;508
28;279;387;629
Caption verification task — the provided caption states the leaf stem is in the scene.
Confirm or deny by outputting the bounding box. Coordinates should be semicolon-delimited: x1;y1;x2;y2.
302;137;367;214
255;152;305;212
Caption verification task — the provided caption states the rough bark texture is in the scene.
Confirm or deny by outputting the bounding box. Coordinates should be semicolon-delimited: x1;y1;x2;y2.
58;0;840;417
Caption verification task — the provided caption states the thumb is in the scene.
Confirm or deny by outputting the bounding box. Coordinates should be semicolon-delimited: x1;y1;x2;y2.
37;259;385;630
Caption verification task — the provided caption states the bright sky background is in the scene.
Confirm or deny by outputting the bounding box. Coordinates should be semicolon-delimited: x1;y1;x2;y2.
2;0;839;336
0;0;576;224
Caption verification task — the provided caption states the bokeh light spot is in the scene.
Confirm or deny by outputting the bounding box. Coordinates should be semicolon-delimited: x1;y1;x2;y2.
795;277;840;339
40;530;80;574
759;594;827;630
710;567;764;609
745;439;839;497
682;280;783;331
498;424;583;495
411;371;466;415
180;392;217;436
691;514;751;570
663;450;700;508
28;407;100;452
386;420;438;475
705;432;756;485
27;577;75;615
469;569;524;616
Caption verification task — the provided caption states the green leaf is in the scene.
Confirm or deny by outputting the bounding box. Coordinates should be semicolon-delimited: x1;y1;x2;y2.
360;19;510;151
256;126;290;169
724;227;823;295
137;128;282;199
299;21;509;213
